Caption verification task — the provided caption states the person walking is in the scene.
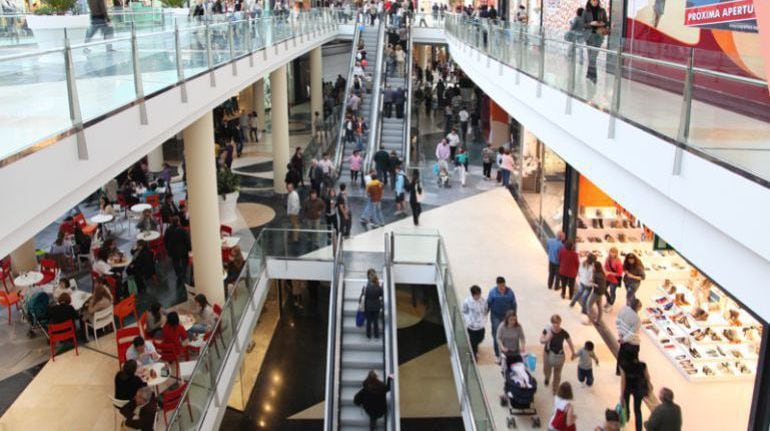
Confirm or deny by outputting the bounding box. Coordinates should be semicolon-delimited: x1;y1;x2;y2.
446;128;461;160
586;260;607;323
583;0;608;83
349;149;363;184
393;164;407;216
623;253;646;300
620;356;652;431
336;183;352;238
406;169;423;225
481;143;494;181
575;340;599;387
458;107;469;143
500;148;514;187
487;276;516;358
302;189;326;245
374;147;391;186
644;387;682;431
83;0;114;54
454;147;468;187
354;370;392;431
540;314;576;394
462;285;488;360
616;298;642;375
557;240;580;300
546;231;565;290
286;182;300;242
496;310;526;360
361;269;384;339
548;382;577;431
570;253;596;314
163;216;191;288
365;174;385;228
603;247;624;312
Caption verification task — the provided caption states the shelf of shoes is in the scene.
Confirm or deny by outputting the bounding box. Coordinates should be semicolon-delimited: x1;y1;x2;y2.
641;283;760;382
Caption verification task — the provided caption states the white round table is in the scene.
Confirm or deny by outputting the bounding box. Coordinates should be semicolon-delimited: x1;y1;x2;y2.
137;230;161;242
89;214;114;224
131;203;152;213
14;271;43;288
139;362;170;388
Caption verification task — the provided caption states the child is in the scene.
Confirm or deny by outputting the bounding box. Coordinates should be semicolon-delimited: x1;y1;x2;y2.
438;166;450;188
576;341;599;387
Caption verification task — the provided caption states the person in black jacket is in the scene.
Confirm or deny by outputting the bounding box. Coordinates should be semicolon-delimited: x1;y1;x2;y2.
285;163;301;189
114;359;146;401
160;194;179;224
361;269;383;339
355;370;393;431
164;216;191;288
48;292;78;325
127;240;156;293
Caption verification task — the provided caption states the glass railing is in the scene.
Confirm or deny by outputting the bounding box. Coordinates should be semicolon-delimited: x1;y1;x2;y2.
443;15;770;186
0;9;338;163
332;21;360;172
391;230;496;431
166;227;334;429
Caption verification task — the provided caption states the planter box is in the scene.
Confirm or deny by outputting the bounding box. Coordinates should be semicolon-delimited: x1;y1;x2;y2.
26;14;91;48
218;191;240;224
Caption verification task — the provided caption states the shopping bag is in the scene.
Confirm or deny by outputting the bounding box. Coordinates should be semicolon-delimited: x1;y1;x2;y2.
524;353;536;372
355;310;366;327
615;402;628;428
126;277;138;296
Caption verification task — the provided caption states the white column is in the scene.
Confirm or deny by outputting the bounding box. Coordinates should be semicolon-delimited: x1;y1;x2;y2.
253;79;265;131
183;113;226;306
271;66;290;194
240;85;253;113
10;238;37;274
310;47;324;132
147;145;164;172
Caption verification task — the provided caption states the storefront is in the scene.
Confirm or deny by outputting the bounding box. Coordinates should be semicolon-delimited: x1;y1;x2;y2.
508;122;769;430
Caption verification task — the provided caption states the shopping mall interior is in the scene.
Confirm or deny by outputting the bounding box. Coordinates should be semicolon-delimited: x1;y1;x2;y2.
0;1;768;431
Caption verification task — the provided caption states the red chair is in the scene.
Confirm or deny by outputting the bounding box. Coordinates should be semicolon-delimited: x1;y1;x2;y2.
58;219;75;236
161;382;192;426
220;225;233;237
0;258;14;293
146;194;161;208
113;294;138;329
38;258;58;286
48;320;79;361
138;311;149;338
221;248;231;263
178;199;186;208
116;326;141;367
73;213;97;236
149;238;166;261
0;291;20;324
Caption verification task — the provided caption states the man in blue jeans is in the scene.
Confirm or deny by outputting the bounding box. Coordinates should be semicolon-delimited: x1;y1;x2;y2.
546;231;565;290
487;276;516;358
83;0;114;54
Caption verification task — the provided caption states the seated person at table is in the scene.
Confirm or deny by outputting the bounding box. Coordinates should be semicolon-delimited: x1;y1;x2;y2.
48;292;79;325
135;209;158;233
119;386;157;431
84;281;113;324
99;196;116;217
141;183;159;202
225;245;245;285
102;238;119;256
160;194;179;224
127;240;155;293
73;224;91;256
93;248;113;277
53;278;76;301
121;181;139;207
49;231;73;256
189;294;217;336
114;359;146;401
144;302;166;339
126;336;160;366
162;312;189;356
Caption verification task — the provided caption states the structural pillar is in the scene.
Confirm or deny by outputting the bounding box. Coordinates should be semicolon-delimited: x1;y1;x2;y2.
183;113;226;306
253;79;265;131
240;85;253;113
418;45;429;70
10;238;37;274
271;65;290;194
147;145;164;172
310;47;324;132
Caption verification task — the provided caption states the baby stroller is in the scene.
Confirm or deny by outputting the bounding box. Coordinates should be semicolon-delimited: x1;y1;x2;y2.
23;290;51;339
499;353;540;429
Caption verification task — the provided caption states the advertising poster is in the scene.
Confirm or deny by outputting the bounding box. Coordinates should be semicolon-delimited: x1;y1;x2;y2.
684;0;757;33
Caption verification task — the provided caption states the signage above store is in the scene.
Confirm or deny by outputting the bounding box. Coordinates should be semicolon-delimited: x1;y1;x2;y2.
684;0;758;33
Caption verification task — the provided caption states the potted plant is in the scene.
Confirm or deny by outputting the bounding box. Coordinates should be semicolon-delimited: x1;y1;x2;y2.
217;167;241;223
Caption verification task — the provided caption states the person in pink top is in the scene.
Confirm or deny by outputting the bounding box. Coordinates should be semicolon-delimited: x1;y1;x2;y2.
349;150;363;184
435;138;451;171
500;148;514;186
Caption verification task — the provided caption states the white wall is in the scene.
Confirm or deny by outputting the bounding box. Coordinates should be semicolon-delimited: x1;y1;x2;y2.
0;27;339;260
445;33;770;322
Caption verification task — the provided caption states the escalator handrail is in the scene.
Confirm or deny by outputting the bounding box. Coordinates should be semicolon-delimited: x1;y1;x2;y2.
383;232;401;431
323;232;345;431
332;22;361;173
403;22;414;170
362;20;386;173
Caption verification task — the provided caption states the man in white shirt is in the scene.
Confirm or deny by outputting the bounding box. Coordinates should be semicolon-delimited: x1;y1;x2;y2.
286;182;300;242
615;298;642;375
125;336;160;366
446;128;461;160
458;108;470;143
461;285;488;360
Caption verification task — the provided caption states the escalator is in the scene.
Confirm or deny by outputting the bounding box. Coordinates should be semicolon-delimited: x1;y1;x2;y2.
377;23;413;169
334;22;386;178
325;236;399;431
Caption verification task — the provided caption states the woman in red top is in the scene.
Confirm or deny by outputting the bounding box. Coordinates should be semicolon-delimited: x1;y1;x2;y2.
557;240;580;300
603;247;624;311
161;312;188;357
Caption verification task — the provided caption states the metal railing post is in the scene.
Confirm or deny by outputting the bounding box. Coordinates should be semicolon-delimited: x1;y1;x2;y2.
246;20;254;67
130;23;148;125
673;47;695;176
536;28;545;97
205;23;215;87
63;29;87;160
228;22;237;76
515;26;524;85
174;23;188;103
608;45;623;139
228;299;240;353
566;40;576;114
206;351;220;406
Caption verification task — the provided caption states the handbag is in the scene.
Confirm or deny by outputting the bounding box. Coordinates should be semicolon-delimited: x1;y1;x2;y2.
615;402;628;427
415;184;424;203
549;404;570;430
356;287;366;327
